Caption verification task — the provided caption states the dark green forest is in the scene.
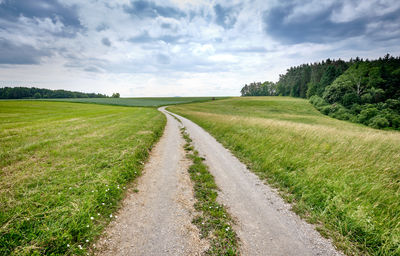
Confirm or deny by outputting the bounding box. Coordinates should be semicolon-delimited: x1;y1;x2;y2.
0;87;108;99
241;54;400;130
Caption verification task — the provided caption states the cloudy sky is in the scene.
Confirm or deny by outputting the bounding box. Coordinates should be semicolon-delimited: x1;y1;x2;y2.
0;0;399;96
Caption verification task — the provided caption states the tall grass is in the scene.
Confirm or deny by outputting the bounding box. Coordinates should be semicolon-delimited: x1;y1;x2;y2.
169;97;400;256
0;101;165;255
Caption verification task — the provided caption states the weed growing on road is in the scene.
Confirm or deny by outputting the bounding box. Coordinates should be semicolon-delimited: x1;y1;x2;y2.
181;127;239;256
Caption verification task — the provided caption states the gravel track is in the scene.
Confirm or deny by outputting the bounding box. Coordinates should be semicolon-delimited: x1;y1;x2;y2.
96;107;342;256
164;107;342;256
96;111;206;256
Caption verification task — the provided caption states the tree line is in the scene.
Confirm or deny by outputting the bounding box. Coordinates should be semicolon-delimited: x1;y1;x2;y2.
0;87;109;99
240;54;400;130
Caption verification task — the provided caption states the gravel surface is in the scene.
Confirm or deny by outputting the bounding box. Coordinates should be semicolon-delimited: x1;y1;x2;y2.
96;107;342;256
96;111;207;256
165;107;343;256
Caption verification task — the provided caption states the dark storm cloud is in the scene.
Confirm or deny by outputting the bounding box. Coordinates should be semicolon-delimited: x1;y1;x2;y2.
156;53;170;65
102;37;111;47
262;1;400;44
129;31;181;44
366;8;400;41
262;2;365;44
161;23;171;29
0;39;50;64
0;0;81;29
96;23;109;32
160;22;179;33
84;66;103;73
124;0;186;19
214;4;238;29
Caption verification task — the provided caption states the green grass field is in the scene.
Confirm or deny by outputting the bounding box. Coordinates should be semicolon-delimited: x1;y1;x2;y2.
0;101;165;255
38;97;227;107
169;97;400;256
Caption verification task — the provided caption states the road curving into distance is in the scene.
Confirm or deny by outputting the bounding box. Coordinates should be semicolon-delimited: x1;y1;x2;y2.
163;107;342;256
97;106;342;256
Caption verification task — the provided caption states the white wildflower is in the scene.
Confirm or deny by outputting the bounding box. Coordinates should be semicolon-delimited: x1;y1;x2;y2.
90;217;94;220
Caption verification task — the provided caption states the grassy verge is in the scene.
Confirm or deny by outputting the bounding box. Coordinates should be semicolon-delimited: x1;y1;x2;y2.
34;97;229;107
180;127;239;255
0;101;165;255
169;97;400;256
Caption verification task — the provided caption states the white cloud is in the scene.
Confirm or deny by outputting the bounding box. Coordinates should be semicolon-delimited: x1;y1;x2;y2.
284;0;336;23
0;0;399;96
330;0;400;23
192;44;215;56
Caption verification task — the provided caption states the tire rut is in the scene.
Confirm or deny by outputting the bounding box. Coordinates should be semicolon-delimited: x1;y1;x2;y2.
95;110;206;256
96;106;342;256
164;107;342;256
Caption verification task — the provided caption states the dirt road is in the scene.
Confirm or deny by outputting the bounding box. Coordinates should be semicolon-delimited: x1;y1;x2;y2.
97;107;341;256
164;107;341;256
96;111;206;255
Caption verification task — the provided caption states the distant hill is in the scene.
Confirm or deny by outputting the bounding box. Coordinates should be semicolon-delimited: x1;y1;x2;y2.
240;54;400;130
0;87;108;99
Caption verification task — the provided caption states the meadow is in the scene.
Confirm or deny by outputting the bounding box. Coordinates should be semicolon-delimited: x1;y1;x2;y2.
39;97;227;107
169;96;400;256
0;101;165;255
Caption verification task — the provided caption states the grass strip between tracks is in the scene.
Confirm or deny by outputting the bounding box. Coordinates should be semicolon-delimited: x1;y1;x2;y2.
180;126;239;255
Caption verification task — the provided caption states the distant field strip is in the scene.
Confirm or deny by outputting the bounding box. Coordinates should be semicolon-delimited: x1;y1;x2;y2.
0;101;165;255
169;97;400;256
38;97;228;107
